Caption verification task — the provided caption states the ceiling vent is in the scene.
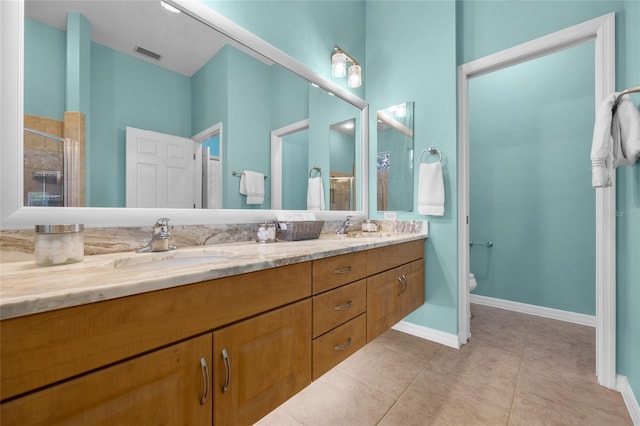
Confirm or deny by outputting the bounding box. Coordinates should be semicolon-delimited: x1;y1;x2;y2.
134;46;162;61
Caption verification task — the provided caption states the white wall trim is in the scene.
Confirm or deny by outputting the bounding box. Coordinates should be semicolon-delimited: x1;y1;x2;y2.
617;375;640;425
470;295;596;327
457;13;617;388
392;321;460;349
270;119;309;210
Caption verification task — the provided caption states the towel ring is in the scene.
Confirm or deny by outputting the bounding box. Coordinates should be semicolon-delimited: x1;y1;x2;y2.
309;166;322;178
419;148;442;163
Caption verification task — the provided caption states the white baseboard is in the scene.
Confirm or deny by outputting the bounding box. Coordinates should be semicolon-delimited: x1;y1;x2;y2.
617;375;640;425
392;321;460;349
470;294;596;327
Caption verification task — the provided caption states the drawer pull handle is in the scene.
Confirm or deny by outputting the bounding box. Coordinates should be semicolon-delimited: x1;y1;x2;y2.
222;348;231;393
200;357;209;405
334;266;353;274
334;301;353;311
334;337;353;351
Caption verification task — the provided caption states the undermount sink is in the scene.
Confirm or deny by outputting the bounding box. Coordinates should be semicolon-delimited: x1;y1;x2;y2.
110;249;236;271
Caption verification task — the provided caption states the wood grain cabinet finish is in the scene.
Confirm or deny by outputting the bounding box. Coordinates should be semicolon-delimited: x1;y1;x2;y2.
0;238;426;425
213;300;311;426
367;259;425;342
312;251;366;294
0;333;213;426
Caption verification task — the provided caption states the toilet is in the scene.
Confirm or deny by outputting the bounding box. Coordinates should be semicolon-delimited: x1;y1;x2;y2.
468;273;477;292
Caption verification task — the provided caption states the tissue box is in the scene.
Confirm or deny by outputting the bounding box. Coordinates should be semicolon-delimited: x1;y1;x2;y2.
276;221;324;241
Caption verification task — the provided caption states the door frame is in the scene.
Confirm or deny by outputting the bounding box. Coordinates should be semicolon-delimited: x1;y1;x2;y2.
192;123;223;209
457;13;616;388
270;119;309;210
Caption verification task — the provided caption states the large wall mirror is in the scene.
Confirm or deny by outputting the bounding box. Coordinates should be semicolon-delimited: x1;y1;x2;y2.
1;0;368;228
376;102;414;212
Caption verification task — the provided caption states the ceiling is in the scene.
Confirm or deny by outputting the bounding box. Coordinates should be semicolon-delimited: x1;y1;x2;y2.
25;1;234;76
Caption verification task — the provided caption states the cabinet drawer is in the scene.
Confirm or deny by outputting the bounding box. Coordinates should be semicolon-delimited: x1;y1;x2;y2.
312;251;366;294
366;239;424;275
312;313;366;380
312;279;366;338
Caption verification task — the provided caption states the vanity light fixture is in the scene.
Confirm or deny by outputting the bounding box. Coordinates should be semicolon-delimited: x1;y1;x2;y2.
160;1;181;14
331;45;361;88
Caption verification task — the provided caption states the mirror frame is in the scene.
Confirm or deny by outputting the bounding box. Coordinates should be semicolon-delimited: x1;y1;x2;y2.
1;0;369;229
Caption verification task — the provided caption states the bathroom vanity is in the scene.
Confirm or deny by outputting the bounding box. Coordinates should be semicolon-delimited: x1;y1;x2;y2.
0;236;425;425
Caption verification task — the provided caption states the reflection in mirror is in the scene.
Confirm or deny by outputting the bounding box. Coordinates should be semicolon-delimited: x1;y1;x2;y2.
22;0;362;212
329;119;356;210
376;102;415;212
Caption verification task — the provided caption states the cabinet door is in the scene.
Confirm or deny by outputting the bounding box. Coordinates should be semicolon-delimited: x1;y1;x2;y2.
214;299;311;426
1;333;213;426
367;259;425;342
367;268;402;341
400;259;425;318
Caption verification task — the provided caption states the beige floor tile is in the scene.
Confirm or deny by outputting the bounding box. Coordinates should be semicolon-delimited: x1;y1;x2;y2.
509;363;632;425
268;368;397;426
336;338;428;399
398;364;514;425
373;329;444;363
378;400;451;426
429;341;521;390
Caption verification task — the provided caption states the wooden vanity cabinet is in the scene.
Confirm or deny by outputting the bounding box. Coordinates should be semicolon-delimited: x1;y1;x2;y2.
366;241;425;342
1;333;213;425
213;300;311;426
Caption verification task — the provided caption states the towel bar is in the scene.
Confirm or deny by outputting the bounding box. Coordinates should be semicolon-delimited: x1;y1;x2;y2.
231;170;268;179
470;241;493;247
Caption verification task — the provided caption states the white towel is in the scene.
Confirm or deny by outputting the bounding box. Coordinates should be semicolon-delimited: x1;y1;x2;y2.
239;170;265;204
591;94;640;187
307;177;325;210
417;162;445;216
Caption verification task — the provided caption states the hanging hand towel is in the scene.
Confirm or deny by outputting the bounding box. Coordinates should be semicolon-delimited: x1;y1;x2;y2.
239;171;265;204
591;93;640;188
417;162;445;216
307;176;325;210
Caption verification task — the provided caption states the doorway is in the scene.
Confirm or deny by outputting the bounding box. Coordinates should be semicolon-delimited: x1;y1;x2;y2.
457;14;616;388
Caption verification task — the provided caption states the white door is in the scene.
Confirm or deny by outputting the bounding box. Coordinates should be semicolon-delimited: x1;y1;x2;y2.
126;127;202;208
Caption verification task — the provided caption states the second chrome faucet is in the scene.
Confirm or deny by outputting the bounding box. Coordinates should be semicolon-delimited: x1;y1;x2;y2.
137;218;176;253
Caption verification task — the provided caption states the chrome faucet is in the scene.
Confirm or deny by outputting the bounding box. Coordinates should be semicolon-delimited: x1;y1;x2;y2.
136;218;176;253
336;215;354;235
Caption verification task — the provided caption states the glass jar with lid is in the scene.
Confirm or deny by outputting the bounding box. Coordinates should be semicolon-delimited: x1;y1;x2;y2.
34;224;84;266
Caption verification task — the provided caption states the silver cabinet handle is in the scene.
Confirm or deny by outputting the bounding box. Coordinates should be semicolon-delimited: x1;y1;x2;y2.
334;266;353;274
334;300;353;311
397;274;407;295
222;348;231;393
200;357;209;405
334;337;353;351
397;275;404;296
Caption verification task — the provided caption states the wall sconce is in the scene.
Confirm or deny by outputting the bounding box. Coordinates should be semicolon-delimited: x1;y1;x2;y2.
331;45;361;88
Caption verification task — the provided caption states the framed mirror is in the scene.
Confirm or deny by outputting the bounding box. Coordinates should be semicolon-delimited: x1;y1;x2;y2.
1;0;368;228
376;102;415;212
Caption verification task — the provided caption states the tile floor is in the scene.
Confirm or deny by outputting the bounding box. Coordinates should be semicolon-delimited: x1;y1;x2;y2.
257;304;632;425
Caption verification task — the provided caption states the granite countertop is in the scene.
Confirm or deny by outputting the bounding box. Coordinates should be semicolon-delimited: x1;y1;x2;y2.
0;233;427;321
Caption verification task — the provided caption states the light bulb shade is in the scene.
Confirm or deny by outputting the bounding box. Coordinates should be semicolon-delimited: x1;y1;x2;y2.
348;64;362;88
332;52;347;78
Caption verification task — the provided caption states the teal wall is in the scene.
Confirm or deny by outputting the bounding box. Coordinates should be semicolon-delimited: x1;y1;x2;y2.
330;128;355;175
617;0;640;405
469;43;596;315
366;1;459;334
201;0;366;99
24;18;66;120
282;130;309;210
225;48;272;209
91;43;191;207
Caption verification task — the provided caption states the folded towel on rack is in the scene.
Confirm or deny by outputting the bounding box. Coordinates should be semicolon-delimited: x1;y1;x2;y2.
417;162;445;216
307;177;325;210
591;94;640;187
239;170;265;204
